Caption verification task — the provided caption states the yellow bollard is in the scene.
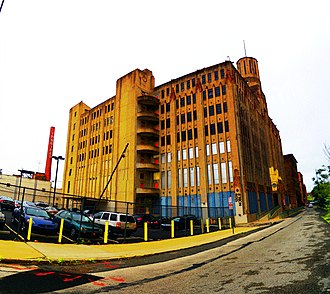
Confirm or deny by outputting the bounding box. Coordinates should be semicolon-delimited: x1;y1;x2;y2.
104;221;109;244
27;217;33;241
201;219;204;234
218;217;222;230
144;222;148;241
171;219;174;238
58;218;64;243
190;219;194;236
229;217;232;230
206;218;210;233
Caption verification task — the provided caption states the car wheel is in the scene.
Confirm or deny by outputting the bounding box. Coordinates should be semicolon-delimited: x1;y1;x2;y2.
70;228;76;237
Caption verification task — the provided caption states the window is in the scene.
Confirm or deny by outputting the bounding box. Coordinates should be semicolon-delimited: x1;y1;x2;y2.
207;73;212;83
205;125;209;136
161;136;165;146
217;122;223;133
195;146;199;158
206;144;210;156
202;75;206;84
161;172;166;189
208;89;213;98
181;130;186;141
182;149;187;160
183;168;188;187
166;103;170;112
167;170;172;189
211;143;217;154
187;80;191;89
181;114;185;124
187;112;192;122
207;164;212;184
194;128;198;138
166;88;170;96
161;154;166;164
190;167;195;186
222;85;226;95
227;140;231;153
189;147;194;159
161;90;165;98
219;141;225;153
178;169;182;188
196;166;200;186
167;152;172;162
209;105;214;116
181;82;184;91
177;132;180;142
221;162;227;183
215;86;220;97
177;150;181;161
193;93;196;104
216;104;222;114
193;110;197;120
166;135;171;145
176;84;179;93
188;129;193;140
161;120;165;130
166;118;170;128
220;69;225;79
214;71;219;80
223;102;228;113
213;163;219;184
203;90;206;100
192;78;196;87
180;97;185;107
176;100;179;109
204;107;207;117
225;120;229;132
210;123;216;135
187;95;191;105
228;161;233;182
160;105;164;114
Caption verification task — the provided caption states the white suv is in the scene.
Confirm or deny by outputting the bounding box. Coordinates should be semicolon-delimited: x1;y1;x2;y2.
93;211;137;237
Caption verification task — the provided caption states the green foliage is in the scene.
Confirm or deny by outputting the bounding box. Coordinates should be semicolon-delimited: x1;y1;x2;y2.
312;165;330;210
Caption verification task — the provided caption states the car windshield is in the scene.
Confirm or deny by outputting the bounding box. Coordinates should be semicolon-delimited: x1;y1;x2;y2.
72;213;91;223
26;208;50;218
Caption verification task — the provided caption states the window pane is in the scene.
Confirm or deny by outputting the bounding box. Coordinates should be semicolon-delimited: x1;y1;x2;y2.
207;164;212;185
213;163;219;184
178;169;182;188
196;166;200;186
167;170;172;189
182;149;187;160
228;161;233;182
226;140;231;153
212;143;217;154
219;141;225;153
190;168;195;187
221;162;227;183
161;171;166;189
183;168;188;187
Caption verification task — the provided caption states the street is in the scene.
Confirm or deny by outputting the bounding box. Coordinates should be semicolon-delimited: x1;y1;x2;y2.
0;208;329;293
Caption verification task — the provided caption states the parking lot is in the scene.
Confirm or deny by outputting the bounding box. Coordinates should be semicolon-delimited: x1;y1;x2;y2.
0;209;224;245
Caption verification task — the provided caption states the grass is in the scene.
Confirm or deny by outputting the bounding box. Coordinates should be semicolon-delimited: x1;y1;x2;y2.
321;209;330;224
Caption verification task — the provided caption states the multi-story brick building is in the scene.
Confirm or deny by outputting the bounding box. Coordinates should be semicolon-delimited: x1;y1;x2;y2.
62;56;289;223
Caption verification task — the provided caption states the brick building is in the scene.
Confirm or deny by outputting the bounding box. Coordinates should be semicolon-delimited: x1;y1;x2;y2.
62;56;293;223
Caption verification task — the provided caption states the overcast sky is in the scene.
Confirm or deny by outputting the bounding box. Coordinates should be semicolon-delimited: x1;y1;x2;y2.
0;0;329;192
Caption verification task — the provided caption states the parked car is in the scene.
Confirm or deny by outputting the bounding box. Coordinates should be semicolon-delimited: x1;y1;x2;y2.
54;210;102;238
11;206;58;235
133;213;160;228
44;206;58;217
161;215;199;230
93;211;137;237
0;205;6;230
14;200;22;208
22;201;37;207
0;196;15;211
35;201;48;209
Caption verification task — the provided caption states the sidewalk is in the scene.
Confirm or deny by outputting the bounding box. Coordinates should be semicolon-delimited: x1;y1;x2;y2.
0;225;274;264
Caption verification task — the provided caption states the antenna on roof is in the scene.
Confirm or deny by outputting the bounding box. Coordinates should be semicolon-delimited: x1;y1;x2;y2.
243;40;247;57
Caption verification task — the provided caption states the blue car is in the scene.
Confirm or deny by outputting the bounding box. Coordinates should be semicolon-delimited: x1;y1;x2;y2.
11;206;59;235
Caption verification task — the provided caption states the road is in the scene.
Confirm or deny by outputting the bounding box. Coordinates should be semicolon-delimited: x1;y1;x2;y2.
0;208;329;293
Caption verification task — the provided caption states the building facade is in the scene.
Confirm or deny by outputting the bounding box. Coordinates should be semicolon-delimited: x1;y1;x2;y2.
62;56;289;223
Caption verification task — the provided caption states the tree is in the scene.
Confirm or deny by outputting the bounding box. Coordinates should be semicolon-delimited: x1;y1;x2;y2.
312;166;330;209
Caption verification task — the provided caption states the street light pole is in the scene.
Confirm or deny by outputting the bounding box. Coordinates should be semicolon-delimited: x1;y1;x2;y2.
52;156;64;207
